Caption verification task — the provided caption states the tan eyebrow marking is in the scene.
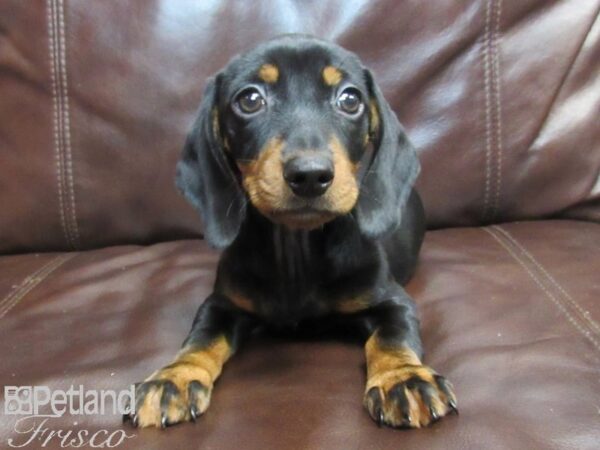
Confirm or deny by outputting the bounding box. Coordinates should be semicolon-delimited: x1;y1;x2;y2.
258;64;279;84
322;66;343;86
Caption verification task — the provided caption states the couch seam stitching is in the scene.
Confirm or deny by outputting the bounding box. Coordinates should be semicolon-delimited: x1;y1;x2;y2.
55;0;73;248
481;0;493;221
58;0;81;249
0;254;76;319
48;0;72;249
483;227;600;353
0;259;57;311
493;225;600;335
490;0;503;220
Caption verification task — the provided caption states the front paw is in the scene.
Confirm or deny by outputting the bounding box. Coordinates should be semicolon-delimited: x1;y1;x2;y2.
123;366;212;428
364;365;457;429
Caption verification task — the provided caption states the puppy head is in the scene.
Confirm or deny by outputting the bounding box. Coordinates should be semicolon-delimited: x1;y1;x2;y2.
177;35;419;248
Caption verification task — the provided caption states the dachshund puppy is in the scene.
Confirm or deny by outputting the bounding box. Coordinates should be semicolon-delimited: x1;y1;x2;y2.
125;34;457;429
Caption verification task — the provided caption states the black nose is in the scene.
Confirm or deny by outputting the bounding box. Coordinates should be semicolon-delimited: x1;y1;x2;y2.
283;156;334;198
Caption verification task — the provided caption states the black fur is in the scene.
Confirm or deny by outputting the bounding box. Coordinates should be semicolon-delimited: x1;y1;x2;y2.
176;76;247;248
356;69;420;238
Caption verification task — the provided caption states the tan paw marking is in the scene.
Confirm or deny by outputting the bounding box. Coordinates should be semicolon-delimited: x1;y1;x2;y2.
364;334;457;428
365;365;457;428
124;336;230;428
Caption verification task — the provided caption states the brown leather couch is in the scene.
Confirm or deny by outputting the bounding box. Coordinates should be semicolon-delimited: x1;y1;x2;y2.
1;1;599;449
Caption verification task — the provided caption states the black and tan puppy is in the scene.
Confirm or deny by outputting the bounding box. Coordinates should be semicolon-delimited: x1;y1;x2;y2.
125;34;457;429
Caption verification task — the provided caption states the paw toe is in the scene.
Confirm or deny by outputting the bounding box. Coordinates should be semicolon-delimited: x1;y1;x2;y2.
365;366;457;429
124;378;210;428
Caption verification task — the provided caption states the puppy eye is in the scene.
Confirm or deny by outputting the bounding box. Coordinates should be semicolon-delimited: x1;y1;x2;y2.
336;87;363;116
234;87;266;115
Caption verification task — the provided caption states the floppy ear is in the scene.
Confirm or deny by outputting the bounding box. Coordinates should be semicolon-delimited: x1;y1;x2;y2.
355;69;420;238
176;75;246;248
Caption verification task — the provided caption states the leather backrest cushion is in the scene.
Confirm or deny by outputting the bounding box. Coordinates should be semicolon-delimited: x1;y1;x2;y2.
1;0;598;253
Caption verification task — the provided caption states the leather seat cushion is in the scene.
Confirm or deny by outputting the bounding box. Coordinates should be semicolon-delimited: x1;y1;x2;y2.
1;220;598;449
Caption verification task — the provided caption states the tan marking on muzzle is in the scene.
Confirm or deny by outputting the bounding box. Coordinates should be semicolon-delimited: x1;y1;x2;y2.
238;137;288;215
238;136;359;229
325;135;360;214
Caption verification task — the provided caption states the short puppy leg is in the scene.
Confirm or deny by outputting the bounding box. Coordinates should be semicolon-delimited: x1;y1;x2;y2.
363;300;457;428
125;295;251;428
